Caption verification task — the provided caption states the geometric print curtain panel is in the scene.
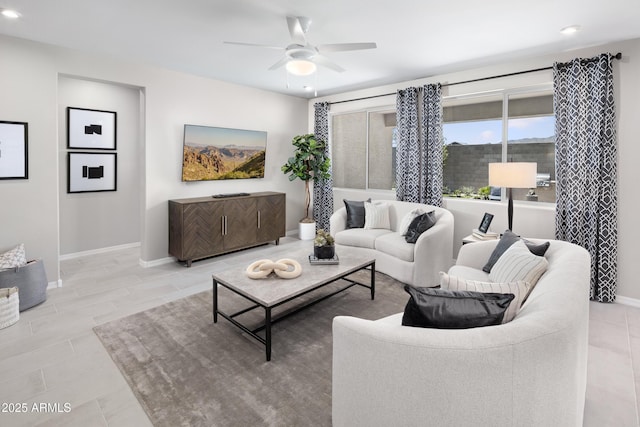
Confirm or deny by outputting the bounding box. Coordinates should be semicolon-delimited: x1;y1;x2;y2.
553;53;618;302
395;84;443;205
313;101;333;232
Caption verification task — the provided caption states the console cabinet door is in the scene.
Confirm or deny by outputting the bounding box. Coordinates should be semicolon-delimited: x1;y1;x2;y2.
257;193;286;242
222;198;257;250
181;202;224;260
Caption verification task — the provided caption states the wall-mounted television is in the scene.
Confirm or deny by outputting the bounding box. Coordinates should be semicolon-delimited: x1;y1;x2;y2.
182;124;267;181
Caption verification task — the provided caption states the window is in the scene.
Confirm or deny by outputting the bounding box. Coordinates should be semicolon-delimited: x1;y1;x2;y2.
330;85;555;203
331;108;396;190
443;86;555;203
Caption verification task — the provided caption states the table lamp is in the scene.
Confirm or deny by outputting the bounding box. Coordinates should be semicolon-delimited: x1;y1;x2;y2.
488;162;537;231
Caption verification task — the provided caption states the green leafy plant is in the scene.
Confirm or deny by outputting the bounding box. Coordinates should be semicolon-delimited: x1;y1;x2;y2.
478;186;491;199
281;134;331;222
314;229;335;247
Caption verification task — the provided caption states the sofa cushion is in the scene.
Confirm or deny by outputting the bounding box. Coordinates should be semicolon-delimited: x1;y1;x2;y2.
398;208;426;236
375;232;415;262
401;285;514;329
335;229;393;249
440;272;530;323
364;201;391;230
447;265;490;282
489;240;548;288
483;230;550;273
405;211;436;243
0;243;27;271
344;199;368;229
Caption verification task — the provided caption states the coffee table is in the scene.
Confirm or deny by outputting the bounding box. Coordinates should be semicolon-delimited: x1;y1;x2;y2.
212;250;375;361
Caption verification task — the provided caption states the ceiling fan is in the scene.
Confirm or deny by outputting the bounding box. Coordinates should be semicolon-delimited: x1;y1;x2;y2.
224;16;377;75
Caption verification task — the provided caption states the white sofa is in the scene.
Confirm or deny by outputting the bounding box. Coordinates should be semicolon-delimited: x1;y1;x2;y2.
332;239;590;427
329;200;454;287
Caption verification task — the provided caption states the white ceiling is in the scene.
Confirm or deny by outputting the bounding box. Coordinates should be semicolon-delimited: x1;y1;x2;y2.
1;0;639;98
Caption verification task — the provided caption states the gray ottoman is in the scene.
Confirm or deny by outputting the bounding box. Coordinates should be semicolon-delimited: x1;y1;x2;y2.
0;260;48;311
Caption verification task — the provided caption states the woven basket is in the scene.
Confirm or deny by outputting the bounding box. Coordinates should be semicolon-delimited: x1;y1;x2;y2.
0;287;19;329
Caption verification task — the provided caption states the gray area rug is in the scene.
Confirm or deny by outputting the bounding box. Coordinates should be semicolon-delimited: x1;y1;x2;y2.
93;271;408;427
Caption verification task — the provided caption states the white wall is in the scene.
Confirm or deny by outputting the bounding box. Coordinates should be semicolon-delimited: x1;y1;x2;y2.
0;34;309;283
312;38;640;301
0;36;59;284
58;77;142;255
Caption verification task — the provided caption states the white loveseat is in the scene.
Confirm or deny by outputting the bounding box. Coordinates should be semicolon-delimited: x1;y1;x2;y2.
329;200;454;287
332;239;590;427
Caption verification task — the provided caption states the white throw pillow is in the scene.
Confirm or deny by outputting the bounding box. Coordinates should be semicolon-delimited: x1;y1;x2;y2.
0;243;27;270
398;208;425;236
364;201;391;230
489;240;548;287
440;272;531;323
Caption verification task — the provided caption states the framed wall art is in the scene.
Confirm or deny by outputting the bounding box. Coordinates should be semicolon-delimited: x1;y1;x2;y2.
67;107;117;150
67;152;117;193
0;121;28;180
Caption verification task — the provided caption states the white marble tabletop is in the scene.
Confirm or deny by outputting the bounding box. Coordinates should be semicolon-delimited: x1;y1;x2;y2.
212;248;374;307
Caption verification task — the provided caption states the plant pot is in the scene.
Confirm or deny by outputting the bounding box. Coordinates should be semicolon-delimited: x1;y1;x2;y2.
314;245;335;260
299;221;316;241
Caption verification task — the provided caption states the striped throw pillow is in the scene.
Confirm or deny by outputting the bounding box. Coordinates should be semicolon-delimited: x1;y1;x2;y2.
440;272;531;323
364;201;391;230
489;240;548;286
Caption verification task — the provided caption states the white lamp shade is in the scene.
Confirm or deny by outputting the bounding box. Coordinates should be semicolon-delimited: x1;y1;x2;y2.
286;59;317;76
488;162;537;188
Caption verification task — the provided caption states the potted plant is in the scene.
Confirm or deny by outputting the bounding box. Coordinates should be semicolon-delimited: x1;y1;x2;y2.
281;134;331;240
313;229;335;259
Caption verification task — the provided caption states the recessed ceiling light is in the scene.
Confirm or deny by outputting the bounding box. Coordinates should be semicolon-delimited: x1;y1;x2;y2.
1;8;21;19
560;25;581;35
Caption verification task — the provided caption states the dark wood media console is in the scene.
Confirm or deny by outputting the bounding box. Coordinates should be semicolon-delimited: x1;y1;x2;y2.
169;192;286;266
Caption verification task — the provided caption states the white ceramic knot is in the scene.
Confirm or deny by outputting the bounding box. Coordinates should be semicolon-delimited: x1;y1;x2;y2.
246;258;302;279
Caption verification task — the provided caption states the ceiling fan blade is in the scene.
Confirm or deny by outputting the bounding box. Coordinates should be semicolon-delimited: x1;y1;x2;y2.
268;56;289;71
317;42;377;52
286;16;307;45
313;55;345;73
223;41;284;50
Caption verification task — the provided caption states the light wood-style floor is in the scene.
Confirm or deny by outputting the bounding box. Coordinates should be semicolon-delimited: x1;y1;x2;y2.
0;237;638;426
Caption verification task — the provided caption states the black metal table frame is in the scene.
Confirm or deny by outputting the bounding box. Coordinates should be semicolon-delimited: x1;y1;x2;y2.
213;260;375;361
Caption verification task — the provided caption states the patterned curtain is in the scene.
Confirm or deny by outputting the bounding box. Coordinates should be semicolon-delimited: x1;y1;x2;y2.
313;101;333;232
422;84;443;206
395;85;443;205
395;87;421;202
553;53;617;302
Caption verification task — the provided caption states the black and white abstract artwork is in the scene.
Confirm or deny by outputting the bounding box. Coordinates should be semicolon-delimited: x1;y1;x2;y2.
67;152;117;193
0;121;28;180
67;107;117;150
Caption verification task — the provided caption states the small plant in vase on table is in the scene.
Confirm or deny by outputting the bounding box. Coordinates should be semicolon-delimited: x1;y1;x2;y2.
313;229;335;259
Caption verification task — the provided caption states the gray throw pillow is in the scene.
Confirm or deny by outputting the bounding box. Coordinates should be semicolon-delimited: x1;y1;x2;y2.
405;211;437;243
482;230;550;273
343;199;370;229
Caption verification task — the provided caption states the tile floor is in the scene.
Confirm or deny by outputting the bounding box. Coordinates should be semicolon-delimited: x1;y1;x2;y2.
0;237;638;426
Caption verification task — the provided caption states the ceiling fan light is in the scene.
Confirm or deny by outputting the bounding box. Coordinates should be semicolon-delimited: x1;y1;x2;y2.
286;59;316;76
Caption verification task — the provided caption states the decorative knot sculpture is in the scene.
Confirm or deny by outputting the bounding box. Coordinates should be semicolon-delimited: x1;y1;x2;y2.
246;258;302;279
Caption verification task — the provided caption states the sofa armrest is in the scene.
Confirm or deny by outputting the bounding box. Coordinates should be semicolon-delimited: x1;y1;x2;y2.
411;209;454;286
455;240;501;269
330;207;348;234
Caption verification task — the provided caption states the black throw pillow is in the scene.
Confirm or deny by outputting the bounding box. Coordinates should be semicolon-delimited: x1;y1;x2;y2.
401;285;514;329
482;230;551;273
405;211;437;243
343;199;370;229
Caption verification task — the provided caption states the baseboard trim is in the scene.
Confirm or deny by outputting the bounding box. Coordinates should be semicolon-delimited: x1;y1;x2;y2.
60;242;141;260
47;279;62;289
139;256;175;268
616;295;640;308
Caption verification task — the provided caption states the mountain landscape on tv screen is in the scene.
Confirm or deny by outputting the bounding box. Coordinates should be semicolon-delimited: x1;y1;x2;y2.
182;143;265;181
